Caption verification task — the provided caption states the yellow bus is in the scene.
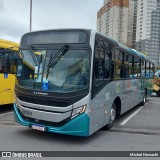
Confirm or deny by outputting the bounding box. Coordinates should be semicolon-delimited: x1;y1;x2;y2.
0;39;19;105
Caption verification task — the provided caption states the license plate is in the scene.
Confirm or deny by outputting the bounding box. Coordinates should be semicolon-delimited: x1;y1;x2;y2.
32;124;45;131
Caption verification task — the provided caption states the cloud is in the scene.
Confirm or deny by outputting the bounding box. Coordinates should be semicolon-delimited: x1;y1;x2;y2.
32;0;102;30
0;0;30;42
0;0;5;10
0;0;103;42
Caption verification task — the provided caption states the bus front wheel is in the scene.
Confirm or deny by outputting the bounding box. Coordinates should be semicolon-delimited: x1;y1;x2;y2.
104;103;116;130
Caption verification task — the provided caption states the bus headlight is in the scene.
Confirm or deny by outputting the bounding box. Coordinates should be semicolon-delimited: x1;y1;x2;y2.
71;105;87;118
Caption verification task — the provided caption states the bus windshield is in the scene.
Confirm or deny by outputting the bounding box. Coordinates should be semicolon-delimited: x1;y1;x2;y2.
18;48;90;93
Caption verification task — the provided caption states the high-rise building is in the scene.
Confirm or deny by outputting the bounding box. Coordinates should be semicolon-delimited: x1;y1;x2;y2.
128;0;137;48
136;0;160;66
97;0;138;48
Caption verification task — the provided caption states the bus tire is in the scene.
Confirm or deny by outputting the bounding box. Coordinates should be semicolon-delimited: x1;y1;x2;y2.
140;92;146;106
104;103;116;130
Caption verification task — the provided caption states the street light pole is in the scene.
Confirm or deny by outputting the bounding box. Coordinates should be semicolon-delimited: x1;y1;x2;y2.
30;0;32;32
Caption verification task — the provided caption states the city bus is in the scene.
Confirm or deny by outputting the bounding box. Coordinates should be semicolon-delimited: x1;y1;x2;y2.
14;29;155;136
0;39;19;105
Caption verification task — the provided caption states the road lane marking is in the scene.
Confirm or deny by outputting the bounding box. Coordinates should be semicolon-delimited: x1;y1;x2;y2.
120;103;147;126
0;112;13;117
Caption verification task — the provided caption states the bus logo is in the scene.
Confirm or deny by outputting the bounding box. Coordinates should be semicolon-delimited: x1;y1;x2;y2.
33;91;48;96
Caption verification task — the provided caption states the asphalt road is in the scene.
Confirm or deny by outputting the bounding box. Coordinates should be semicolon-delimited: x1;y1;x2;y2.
113;94;160;135
0;94;160;159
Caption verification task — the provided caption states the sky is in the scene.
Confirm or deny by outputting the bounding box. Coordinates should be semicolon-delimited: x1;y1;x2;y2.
0;0;103;42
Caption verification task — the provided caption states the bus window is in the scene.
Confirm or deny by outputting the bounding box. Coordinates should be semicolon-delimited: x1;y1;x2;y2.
146;61;150;78
114;49;123;79
141;60;145;78
0;51;18;74
152;64;155;75
124;53;130;79
10;51;18;74
150;63;154;78
134;57;141;78
0;53;4;73
0;52;9;73
94;51;110;80
128;55;133;79
93;39;111;96
19;50;46;86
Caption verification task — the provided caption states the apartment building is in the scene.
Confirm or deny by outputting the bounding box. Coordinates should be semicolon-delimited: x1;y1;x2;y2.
128;0;137;48
97;0;138;48
136;0;160;66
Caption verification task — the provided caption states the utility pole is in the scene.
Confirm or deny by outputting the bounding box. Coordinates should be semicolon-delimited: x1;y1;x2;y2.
30;0;32;32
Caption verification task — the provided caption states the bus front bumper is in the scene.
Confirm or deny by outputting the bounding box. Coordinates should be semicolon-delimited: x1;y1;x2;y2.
13;103;90;136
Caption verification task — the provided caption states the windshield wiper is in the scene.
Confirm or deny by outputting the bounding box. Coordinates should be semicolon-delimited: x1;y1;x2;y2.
48;44;69;68
46;44;69;79
29;45;39;66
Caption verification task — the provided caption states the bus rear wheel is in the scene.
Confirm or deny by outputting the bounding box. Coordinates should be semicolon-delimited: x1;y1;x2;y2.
140;92;146;106
104;103;116;130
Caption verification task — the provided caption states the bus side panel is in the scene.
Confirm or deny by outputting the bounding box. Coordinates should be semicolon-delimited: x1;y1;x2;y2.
0;92;12;105
89;81;124;134
122;79;144;114
89;79;144;135
0;74;12;105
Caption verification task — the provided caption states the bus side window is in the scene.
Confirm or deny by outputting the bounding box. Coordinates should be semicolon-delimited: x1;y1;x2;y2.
92;38;111;97
152;64;155;76
129;55;134;79
104;52;110;78
146;61;150;78
141;60;145;78
94;49;110;81
124;53;130;79
9;51;18;74
134;57;141;78
0;53;4;73
114;49;123;79
94;49;105;82
10;59;17;74
150;63;154;78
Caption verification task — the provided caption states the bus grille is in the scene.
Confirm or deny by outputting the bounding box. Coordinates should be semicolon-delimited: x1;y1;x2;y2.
18;108;70;127
18;96;70;107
